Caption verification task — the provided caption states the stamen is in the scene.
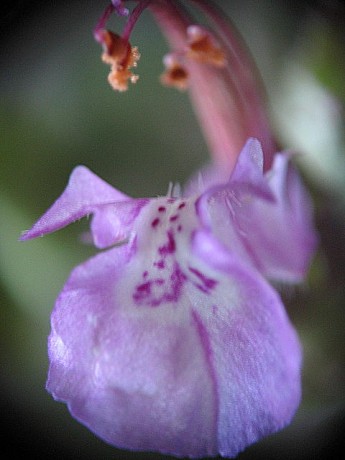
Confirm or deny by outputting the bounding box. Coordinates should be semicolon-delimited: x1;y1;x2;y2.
186;25;226;67
160;54;189;91
122;0;152;42
100;30;140;92
95;1;148;91
94;0;274;167
94;4;115;43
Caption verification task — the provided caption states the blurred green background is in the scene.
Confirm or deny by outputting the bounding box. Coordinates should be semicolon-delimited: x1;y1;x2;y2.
1;0;345;458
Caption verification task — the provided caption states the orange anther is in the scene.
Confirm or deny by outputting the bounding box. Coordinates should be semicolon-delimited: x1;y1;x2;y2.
187;25;226;67
160;54;189;91
100;30;140;91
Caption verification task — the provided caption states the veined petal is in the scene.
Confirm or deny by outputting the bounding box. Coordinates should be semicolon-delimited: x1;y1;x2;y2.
20;166;148;248
229;138;273;199
240;152;318;282
47;237;218;457
198;139;318;282
191;229;238;273
191;261;302;457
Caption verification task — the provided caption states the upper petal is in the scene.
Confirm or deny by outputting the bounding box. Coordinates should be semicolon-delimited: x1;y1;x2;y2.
185;138;273;198
20;166;149;248
243;152;318;281
229;138;272;199
197;139;318;283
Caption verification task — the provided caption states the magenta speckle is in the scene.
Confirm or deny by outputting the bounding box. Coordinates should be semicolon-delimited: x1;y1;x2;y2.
178;202;186;209
151;218;160;228
188;266;217;291
154;260;165;269
158;206;166;212
133;278;165;304
193;283;209;293
136;281;151;294
177;225;182;232
143;271;148;278
170;264;187;291
169;215;179;222
133;263;186;307
159;230;176;255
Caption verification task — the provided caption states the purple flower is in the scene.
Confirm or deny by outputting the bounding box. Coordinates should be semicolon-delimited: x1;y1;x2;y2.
21;138;316;458
22;1;318;458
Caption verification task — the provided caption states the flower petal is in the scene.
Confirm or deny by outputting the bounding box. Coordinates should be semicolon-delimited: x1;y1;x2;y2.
240;152;318;281
191;261;302;457
197;139;318;282
20;166;149;248
229;138;272;199
90;199;149;248
191;228;239;273
20;166;127;239
47;246;218;458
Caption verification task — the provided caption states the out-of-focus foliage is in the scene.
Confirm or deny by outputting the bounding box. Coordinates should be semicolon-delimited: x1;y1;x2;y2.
272;8;345;202
1;1;345;458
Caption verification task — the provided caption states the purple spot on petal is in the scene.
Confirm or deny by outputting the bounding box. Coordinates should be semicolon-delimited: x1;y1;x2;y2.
133;263;186;307
159;230;176;255
143;271;148;278
170;264;187;295
177;225;182;232
136;281;151;294
151;218;160;228
188;266;217;292
193;282;210;294
154;260;165;269
169;215;179;222
133;278;165;305
158;206;166;213
178;202;186;209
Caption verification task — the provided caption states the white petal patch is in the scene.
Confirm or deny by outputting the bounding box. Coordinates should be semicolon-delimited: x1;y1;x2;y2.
114;196;239;313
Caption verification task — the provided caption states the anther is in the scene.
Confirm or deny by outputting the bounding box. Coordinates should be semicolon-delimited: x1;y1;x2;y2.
160;54;189;91
99;30;140;91
186;25;226;67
